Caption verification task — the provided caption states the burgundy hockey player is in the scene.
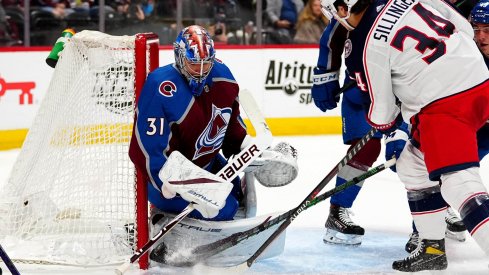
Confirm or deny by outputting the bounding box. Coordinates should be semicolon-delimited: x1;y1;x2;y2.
319;0;489;272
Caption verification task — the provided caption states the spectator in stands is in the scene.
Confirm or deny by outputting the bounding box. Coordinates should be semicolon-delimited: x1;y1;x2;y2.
208;16;228;44
0;1;10;40
114;0;144;21
34;0;74;19
265;0;304;44
293;0;328;44
140;0;153;17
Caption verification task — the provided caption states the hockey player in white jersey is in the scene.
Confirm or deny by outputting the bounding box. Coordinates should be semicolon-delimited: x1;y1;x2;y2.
320;0;489;272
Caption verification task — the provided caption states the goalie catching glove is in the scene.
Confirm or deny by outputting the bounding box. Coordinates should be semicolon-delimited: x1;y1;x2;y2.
158;151;233;219
241;136;299;187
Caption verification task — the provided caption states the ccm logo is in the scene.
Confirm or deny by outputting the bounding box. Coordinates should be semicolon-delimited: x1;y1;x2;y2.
218;144;260;181
0;77;36;105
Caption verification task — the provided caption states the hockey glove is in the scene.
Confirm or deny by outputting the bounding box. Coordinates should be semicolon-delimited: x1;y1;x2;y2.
159;151;233;219
311;68;340;112
384;122;409;172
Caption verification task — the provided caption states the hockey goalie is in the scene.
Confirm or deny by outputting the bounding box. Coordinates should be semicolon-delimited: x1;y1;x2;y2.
128;25;299;267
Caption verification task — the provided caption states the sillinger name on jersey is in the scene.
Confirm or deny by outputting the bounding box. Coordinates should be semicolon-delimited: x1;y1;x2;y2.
373;0;417;42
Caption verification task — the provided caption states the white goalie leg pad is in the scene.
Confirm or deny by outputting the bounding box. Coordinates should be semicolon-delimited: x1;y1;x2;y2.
159;151;233;219
253;141;299;187
149;209;286;267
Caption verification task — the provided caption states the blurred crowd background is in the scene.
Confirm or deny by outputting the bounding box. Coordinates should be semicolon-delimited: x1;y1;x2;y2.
0;0;330;46
0;0;479;47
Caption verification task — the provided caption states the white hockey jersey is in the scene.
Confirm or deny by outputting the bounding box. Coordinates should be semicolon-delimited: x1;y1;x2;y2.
362;0;489;128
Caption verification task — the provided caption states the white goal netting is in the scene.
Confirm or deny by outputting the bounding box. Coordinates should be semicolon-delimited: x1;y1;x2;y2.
0;31;158;266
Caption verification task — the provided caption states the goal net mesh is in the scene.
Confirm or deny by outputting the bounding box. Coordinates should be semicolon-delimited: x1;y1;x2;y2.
0;30;158;266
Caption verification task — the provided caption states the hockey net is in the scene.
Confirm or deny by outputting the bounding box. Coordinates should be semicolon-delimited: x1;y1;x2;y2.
0;31;159;268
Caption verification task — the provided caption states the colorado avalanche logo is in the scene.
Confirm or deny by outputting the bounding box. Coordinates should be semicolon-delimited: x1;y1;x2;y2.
344;39;352;59
159;81;177;97
193;104;232;160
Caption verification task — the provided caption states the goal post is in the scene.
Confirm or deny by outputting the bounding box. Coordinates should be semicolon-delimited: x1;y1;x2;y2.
0;31;159;269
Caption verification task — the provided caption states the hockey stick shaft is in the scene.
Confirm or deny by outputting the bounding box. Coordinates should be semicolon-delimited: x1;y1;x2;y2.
0;244;21;275
305;157;395;208
246;127;377;266
116;90;272;274
183;156;394;264
115;203;195;274
187;128;378;258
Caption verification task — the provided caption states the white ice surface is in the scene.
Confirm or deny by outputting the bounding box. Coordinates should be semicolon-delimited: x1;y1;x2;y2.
0;135;487;274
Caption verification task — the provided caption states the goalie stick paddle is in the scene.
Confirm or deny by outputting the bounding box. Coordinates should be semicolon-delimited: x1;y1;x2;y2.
115;90;272;274
164;156;395;267
0;244;21;275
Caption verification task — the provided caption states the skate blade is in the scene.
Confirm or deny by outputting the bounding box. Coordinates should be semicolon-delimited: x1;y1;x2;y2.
323;229;362;246
445;230;466;242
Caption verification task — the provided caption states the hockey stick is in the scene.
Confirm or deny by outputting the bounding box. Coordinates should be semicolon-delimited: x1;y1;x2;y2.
115;203;195;275
244;127;378;267
165;155;394;267
0;244;21;275
115;90;272;274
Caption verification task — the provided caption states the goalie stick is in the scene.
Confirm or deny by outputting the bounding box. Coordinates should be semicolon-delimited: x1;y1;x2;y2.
163;156;395;267
0;244;21;275
115;90;272;274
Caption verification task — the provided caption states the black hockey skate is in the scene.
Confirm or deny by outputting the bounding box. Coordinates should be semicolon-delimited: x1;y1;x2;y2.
445;207;466;242
405;231;419;253
393;239;447;272
323;204;365;245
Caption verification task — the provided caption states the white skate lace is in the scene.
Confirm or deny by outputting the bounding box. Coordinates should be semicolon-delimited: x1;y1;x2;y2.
338;207;357;226
408;232;419;244
405;240;424;260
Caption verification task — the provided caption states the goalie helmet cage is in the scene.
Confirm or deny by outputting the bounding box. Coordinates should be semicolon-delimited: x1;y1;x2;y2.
0;31;158;269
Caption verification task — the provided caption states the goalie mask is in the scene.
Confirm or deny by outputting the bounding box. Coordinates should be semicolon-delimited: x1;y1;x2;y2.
174;25;216;96
320;0;359;31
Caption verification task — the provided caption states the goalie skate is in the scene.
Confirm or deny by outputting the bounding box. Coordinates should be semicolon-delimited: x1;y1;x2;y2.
323;205;364;246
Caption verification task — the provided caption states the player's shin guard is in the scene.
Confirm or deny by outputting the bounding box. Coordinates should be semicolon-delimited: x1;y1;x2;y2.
440;167;489;256
407;185;447;240
460;193;489;256
330;164;367;207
